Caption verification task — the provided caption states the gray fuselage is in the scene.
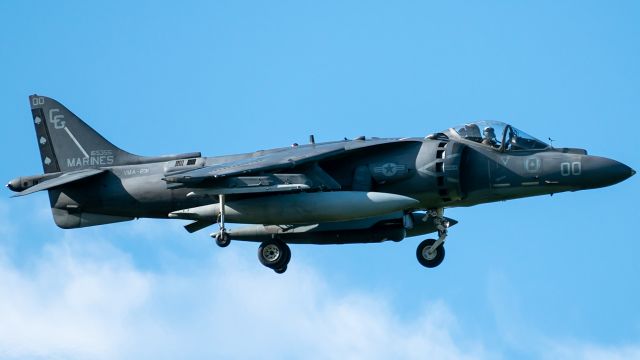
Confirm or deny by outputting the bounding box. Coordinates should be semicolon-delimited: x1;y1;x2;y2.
44;137;632;224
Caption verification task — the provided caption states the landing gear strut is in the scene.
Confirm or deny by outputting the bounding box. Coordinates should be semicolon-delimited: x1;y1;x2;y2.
214;194;230;247
258;238;291;274
210;194;291;273
416;208;449;268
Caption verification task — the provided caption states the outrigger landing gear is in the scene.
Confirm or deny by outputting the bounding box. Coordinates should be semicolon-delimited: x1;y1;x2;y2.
214;194;230;247
258;238;291;274
416;208;449;268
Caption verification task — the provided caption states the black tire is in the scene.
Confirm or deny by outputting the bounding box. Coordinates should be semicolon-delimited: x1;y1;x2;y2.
258;239;291;269
416;238;445;268
282;244;291;265
274;266;287;274
215;232;230;248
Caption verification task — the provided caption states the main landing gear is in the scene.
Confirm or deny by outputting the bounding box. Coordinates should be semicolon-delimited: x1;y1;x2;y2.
212;195;291;274
258;238;291;274
416;208;449;268
213;200;447;272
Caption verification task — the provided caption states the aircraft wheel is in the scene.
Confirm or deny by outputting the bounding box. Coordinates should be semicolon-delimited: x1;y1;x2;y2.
416;238;445;268
215;231;230;247
258;239;291;271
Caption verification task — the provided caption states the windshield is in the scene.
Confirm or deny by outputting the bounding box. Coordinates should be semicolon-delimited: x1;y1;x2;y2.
444;121;549;151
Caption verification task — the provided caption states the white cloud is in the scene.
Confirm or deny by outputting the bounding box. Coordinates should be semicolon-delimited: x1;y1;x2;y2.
0;198;637;360
0;242;150;360
0;236;489;360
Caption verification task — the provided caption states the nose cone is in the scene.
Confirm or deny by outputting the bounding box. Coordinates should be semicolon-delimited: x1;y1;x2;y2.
580;156;635;189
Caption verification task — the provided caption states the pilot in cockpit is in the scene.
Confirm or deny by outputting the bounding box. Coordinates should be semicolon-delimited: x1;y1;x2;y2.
482;126;498;147
464;124;482;142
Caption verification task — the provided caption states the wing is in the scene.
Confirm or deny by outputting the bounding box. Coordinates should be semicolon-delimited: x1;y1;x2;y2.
164;138;420;185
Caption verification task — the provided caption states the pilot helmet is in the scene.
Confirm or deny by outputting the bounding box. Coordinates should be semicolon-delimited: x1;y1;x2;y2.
464;124;481;138
483;126;496;138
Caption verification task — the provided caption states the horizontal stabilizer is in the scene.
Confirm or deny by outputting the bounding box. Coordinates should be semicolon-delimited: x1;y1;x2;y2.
12;168;106;197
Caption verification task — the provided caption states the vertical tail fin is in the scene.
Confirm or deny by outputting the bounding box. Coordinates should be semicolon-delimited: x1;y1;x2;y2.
29;95;137;173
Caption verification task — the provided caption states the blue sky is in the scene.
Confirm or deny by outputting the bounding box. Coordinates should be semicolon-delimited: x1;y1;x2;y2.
1;1;639;359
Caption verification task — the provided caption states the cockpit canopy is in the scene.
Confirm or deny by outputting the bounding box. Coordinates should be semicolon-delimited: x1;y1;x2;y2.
443;121;549;151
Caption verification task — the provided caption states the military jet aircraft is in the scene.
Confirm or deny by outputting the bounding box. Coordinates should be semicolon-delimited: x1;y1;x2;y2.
8;95;635;273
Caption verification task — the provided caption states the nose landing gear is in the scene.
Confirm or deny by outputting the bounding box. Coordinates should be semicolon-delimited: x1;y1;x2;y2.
417;238;445;268
416;208;449;268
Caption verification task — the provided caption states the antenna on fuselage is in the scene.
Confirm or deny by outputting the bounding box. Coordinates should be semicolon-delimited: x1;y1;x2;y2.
548;137;555;148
